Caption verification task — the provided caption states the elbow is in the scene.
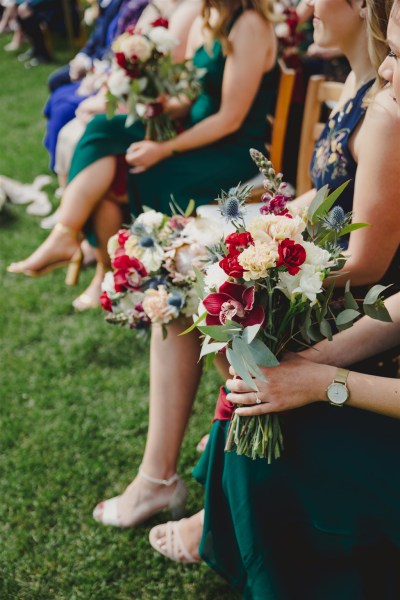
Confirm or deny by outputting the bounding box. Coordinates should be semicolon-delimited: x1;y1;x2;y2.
221;113;245;136
343;261;389;287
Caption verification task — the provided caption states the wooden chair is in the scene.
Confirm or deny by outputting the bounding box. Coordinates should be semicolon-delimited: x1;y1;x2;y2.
296;75;344;196
246;58;296;202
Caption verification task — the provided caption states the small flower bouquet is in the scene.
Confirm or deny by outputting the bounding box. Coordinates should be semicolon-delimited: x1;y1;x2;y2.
189;149;391;462
101;204;222;333
107;18;201;140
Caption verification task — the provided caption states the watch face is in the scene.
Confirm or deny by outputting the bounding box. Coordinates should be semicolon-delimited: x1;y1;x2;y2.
327;382;349;405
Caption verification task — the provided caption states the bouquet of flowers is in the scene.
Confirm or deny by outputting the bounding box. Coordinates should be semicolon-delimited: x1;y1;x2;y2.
274;0;313;63
107;18;201;140
190;149;391;462
100;204;222;334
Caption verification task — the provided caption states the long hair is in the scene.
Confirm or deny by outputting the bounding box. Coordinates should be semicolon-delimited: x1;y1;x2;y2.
201;0;278;55
367;0;394;86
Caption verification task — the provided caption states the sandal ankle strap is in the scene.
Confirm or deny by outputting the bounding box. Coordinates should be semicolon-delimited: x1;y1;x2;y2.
53;222;80;239
139;467;179;487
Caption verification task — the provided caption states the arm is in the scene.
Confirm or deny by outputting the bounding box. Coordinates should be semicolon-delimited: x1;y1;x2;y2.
227;356;400;420
226;293;400;419
126;11;277;172
326;88;400;286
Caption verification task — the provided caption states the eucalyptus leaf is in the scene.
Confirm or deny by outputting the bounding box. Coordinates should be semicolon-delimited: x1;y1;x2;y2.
319;319;333;340
335;309;360;326
200;337;227;358
248;338;279;367
233;337;267;382
363;302;393;322
363;284;392;305
242;324;262;344
226;347;258;390
198;324;240;342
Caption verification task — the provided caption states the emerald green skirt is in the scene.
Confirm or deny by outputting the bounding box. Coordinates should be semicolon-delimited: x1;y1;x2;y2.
193;404;400;599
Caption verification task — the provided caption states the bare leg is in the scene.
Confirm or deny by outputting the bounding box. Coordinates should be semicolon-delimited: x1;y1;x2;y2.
93;320;204;527
73;197;124;310
8;157;117;274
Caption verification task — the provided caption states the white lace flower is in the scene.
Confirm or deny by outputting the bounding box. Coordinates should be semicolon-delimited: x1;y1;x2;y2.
147;27;179;53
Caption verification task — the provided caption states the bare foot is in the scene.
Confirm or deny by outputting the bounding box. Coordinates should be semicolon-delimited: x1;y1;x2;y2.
8;227;79;275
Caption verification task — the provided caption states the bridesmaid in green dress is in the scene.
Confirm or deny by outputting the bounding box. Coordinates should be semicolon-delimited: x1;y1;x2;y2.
8;0;279;311
149;0;400;596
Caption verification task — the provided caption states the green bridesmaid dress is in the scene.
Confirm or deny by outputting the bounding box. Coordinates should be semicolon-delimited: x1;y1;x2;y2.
68;9;278;216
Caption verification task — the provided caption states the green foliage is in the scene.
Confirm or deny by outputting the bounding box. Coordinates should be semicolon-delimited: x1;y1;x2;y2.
0;41;236;599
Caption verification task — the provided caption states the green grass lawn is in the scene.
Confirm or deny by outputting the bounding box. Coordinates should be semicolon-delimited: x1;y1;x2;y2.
0;37;236;600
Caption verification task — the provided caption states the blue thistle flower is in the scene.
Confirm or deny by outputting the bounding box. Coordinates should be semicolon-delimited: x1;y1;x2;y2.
167;292;185;309
217;184;249;222
322;206;348;232
146;276;166;290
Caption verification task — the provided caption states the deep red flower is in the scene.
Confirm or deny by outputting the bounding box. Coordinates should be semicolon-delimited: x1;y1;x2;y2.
100;291;113;312
126;25;135;35
112;254;147;292
219;252;245;278
145;102;164;118
112;254;147;275
115;52;128;70
225;231;253;253
277;238;306;275
203;281;264;327
151;17;169;28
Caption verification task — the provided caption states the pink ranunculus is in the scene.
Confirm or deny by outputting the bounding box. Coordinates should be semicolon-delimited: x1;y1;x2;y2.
203;281;264;327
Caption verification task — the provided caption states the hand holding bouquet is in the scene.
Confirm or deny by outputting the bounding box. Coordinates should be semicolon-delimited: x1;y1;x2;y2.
190;150;391;462
107;18;202;140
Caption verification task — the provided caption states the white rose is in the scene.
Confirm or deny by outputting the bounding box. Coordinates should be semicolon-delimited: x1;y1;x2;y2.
275;22;290;38
135;209;164;232
107;68;131;97
204;261;228;291
147;27;179;53
182;217;222;247
277;264;324;305
302;241;335;270
120;34;152;61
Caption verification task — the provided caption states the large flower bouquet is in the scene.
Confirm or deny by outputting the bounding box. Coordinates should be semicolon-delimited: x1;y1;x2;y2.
190;149;391;462
101;204;222;333
107;18;201;140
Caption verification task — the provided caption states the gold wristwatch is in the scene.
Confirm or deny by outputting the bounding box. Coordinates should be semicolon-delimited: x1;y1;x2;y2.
326;367;350;406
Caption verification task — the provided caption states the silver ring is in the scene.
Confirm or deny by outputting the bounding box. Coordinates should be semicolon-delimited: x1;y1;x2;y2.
255;393;262;405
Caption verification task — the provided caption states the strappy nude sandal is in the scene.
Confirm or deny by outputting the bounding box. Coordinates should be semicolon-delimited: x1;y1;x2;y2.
7;223;82;285
92;468;188;528
149;519;202;564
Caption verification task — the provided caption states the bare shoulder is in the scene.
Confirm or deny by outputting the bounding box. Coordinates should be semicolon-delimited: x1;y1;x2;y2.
231;9;275;37
358;86;400;152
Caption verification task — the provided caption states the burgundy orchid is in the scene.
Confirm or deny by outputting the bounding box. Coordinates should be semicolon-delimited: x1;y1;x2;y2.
203;281;265;327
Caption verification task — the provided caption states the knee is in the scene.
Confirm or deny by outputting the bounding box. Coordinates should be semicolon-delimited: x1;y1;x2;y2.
17;3;33;19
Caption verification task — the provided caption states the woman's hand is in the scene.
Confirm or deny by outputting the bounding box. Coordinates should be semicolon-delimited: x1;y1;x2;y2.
125;141;171;173
225;354;335;416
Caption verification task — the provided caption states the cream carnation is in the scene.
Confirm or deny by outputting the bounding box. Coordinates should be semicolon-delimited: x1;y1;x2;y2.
112;32;130;53
238;240;279;281
267;214;306;241
247;215;275;242
120;34;152;61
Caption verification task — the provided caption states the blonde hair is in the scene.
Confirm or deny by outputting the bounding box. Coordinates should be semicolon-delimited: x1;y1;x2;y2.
201;0;278;55
367;0;394;87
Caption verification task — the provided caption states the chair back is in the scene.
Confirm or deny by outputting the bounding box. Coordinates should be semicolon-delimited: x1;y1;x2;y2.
296;75;344;195
246;58;296;202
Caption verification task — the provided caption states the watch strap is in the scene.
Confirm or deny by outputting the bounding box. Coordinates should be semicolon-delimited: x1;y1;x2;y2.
333;367;349;385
